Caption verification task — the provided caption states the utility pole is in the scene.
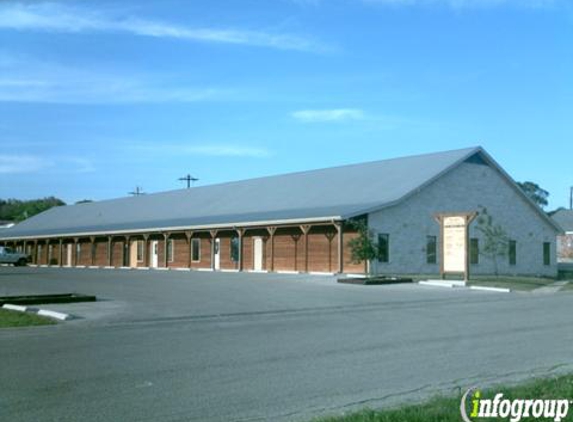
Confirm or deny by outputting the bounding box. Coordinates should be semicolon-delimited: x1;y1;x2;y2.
129;186;145;196
178;174;199;189
570;186;573;210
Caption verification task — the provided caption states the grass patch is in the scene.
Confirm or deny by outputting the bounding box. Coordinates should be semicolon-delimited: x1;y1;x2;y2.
312;373;573;422
0;308;56;328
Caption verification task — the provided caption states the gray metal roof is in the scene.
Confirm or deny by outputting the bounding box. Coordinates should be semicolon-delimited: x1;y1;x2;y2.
552;209;573;232
2;146;553;239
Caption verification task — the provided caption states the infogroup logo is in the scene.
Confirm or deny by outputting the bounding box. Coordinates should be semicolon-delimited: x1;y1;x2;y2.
460;387;571;422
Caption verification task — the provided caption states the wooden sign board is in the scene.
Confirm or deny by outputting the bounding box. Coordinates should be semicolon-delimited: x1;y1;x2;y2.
434;212;477;281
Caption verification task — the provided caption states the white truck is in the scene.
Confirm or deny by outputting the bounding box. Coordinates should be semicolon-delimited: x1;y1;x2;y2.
0;246;30;266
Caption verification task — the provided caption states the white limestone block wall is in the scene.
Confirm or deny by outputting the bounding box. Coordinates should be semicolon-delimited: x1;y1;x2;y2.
368;158;558;277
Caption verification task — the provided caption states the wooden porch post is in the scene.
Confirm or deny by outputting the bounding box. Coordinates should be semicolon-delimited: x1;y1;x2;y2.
291;234;301;272
90;236;96;266
33;240;38;265
236;228;245;272
209;230;218;270
335;222;344;274
325;229;337;273
267;226;277;272
185;231;194;268
300;225;311;273
107;236;113;267
124;236;130;267
163;233;170;268
143;234;150;267
44;239;49;265
73;238;79;266
58;239;63;267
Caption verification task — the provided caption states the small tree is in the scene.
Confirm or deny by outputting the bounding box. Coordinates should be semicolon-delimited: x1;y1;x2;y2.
347;220;382;275
475;206;509;276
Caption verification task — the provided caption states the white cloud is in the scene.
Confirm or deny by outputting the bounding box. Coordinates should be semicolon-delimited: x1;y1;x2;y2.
180;145;272;158
363;0;560;9
291;108;365;122
134;143;272;158
0;155;53;174
0;154;95;174
0;3;330;53
0;53;225;104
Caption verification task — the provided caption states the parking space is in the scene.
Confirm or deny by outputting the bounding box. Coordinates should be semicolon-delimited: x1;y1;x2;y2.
0;266;505;324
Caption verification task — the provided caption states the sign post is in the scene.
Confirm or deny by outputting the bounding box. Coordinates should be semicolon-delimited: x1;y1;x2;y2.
434;212;477;282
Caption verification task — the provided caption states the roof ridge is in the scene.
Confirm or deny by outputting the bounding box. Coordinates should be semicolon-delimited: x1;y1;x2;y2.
74;146;482;206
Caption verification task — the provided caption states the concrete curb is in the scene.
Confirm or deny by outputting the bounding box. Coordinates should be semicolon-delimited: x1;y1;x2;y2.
2;304;29;312
37;309;73;321
419;280;461;288
470;285;511;293
2;303;73;321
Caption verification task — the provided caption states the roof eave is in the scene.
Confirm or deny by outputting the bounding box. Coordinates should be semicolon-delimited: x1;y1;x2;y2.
0;215;344;241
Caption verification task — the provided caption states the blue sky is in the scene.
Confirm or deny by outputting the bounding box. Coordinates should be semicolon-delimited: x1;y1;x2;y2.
0;0;571;209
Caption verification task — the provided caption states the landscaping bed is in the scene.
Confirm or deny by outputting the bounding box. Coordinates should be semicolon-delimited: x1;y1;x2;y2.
0;293;96;306
338;276;413;285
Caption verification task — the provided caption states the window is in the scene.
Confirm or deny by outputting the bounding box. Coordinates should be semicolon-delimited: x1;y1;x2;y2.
470;238;479;265
426;236;437;264
137;240;144;262
191;238;201;262
230;236;240;263
167;239;174;263
38;244;43;259
509;240;517;266
543;242;551;266
378;234;389;263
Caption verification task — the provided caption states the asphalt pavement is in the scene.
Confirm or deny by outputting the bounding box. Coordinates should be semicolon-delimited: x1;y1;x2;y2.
1;267;573;422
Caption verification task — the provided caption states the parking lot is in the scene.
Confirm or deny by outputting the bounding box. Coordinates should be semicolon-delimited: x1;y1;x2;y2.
2;267;573;422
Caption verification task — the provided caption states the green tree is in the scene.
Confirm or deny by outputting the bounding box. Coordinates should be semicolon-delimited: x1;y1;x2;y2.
0;197;66;222
347;219;382;275
517;181;549;209
475;206;509;276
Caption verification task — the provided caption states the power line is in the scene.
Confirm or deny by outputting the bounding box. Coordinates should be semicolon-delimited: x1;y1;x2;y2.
178;174;199;189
